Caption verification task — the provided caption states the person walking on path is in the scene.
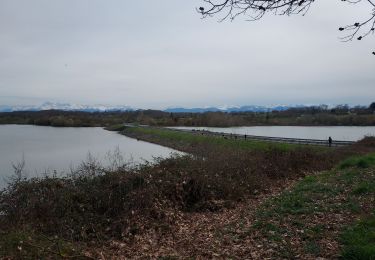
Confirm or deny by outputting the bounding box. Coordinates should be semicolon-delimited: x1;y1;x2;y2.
328;136;333;147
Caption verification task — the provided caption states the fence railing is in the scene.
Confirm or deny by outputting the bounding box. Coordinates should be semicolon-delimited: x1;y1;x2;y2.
171;128;355;147
123;124;355;147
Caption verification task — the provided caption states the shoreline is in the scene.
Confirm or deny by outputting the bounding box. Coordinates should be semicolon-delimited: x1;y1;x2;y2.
0;125;374;258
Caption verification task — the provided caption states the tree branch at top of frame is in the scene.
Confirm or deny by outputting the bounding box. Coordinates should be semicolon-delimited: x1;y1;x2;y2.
198;0;375;55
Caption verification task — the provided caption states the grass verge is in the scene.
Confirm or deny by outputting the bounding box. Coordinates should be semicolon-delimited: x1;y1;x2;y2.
242;153;375;259
122;126;320;153
340;215;375;260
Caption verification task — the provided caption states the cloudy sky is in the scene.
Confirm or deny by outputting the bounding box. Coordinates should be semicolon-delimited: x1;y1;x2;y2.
0;0;374;109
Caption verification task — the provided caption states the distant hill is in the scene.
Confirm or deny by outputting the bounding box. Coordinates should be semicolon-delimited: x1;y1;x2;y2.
0;102;309;113
164;107;222;113
0;102;133;113
164;105;304;113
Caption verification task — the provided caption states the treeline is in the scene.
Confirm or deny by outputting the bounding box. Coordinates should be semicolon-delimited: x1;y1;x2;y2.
0;110;167;127
0;103;375;127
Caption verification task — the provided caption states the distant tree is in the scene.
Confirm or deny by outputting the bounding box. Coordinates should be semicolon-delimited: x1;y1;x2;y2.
369;102;375;111
265;111;270;121
331;104;350;114
319;104;329;111
198;0;375;54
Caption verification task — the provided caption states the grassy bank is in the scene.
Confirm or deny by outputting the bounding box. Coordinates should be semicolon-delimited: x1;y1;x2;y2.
121;126;306;153
246;153;375;258
0;130;374;258
154;152;374;259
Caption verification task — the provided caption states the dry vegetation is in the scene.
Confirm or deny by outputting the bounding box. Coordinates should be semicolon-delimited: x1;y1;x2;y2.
0;129;374;258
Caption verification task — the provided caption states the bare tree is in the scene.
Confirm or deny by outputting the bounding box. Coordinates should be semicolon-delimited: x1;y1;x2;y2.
9;154;27;183
198;0;375;54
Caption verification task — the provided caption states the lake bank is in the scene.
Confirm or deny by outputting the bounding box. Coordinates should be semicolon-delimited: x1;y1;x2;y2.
1;125;374;258
0;125;180;188
0;126;375;258
120;126;303;153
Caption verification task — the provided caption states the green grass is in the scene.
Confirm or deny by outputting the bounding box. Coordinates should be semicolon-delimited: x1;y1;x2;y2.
258;175;341;217
339;153;375;169
352;181;375;195
124;126;310;151
340;215;375;260
248;153;375;258
257;165;372;220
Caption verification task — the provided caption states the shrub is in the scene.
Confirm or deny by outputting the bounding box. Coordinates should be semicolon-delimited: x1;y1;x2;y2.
0;138;370;245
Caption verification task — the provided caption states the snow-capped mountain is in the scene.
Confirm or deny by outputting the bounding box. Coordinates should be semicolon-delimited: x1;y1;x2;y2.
164;107;222;113
0;102;133;112
164;105;307;113
0;102;327;113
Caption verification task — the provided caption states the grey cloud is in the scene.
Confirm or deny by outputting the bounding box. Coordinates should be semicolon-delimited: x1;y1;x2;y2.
0;0;373;108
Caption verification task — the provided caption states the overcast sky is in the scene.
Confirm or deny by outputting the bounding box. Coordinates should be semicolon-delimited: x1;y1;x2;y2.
0;0;374;109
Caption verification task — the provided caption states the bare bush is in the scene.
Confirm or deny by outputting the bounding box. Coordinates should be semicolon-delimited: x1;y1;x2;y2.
1;138;373;243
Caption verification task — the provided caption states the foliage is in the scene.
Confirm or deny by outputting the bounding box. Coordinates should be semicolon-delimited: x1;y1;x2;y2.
340;215;375;260
250;154;375;258
0;135;357;251
339;153;375;169
1;103;375;128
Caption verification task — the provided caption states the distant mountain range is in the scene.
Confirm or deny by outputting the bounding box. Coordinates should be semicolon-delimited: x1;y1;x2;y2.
164;105;304;113
0;102;311;113
0;102;133;113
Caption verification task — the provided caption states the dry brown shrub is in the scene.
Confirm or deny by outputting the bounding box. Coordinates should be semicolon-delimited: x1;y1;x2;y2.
1;139;373;243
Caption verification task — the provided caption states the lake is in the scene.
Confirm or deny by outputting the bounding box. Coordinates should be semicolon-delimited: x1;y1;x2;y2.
170;126;375;141
0;125;180;187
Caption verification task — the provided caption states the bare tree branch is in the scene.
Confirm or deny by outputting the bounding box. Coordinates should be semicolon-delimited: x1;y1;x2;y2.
198;0;375;54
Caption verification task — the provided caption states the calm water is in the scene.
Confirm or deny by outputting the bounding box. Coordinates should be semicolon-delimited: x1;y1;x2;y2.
171;126;375;141
0;125;179;187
